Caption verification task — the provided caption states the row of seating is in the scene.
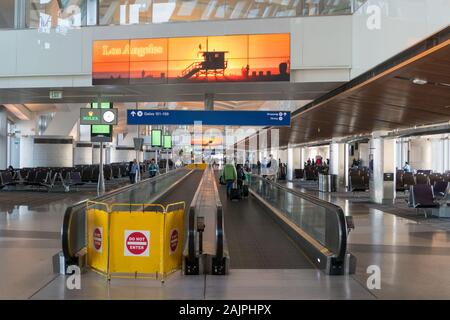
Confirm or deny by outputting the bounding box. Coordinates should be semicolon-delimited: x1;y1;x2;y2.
0;162;133;192
396;171;450;192
410;183;450;218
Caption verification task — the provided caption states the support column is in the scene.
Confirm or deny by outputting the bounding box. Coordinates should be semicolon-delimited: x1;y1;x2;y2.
14;0;28;29
299;147;305;169
369;132;396;204
329;141;348;191
87;0;99;26
287;145;294;181
0;106;7;170
204;93;214;111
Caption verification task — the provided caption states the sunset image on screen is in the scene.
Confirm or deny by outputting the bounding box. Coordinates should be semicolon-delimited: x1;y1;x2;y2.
92;33;290;85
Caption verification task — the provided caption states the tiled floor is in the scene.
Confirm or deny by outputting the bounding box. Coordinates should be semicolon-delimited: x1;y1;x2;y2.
0;192;92;299
286;180;450;299
4;179;450;299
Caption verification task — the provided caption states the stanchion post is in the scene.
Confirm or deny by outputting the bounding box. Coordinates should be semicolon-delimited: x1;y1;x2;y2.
97;141;105;196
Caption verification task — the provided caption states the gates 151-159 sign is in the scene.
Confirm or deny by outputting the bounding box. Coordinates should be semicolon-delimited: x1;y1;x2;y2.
92;33;290;85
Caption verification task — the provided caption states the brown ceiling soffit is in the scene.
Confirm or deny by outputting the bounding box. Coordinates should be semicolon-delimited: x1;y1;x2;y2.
292;26;450;119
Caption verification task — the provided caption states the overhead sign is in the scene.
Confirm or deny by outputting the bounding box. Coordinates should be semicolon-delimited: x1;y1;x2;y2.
49;90;63;99
80;108;118;125
127;110;291;127
92;33;290;85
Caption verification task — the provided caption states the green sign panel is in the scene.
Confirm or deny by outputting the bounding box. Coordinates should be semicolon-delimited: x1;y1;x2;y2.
80;108;118;125
151;130;162;147
163;135;172;149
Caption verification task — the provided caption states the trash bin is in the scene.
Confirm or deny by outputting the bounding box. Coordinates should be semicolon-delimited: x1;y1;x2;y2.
319;174;337;192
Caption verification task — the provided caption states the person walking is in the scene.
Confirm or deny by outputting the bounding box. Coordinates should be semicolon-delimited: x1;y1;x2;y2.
148;158;159;178
222;160;237;198
130;159;139;183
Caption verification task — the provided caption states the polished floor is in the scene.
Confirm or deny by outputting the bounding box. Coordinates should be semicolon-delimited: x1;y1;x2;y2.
2;179;450;299
0;192;94;299
286;180;450;299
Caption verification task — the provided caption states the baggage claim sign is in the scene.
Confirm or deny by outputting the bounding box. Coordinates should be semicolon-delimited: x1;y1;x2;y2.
92;34;290;85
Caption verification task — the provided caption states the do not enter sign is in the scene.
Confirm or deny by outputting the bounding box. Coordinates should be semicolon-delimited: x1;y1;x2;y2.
169;229;179;254
93;227;102;252
124;230;150;256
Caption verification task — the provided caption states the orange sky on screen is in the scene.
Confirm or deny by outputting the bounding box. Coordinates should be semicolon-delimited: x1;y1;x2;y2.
92;34;290;78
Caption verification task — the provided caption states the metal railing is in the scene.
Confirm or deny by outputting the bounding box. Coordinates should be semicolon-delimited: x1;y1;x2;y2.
249;174;354;274
61;167;192;266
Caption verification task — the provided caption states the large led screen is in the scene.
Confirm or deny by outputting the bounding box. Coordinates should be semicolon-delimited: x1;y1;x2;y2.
92;34;290;85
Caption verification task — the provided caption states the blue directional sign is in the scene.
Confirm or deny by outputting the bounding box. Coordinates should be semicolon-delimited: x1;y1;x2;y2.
127;110;291;126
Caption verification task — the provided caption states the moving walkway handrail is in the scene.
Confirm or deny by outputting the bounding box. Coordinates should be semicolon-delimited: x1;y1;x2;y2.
185;168;207;264
210;168;226;266
251;175;348;262
62;167;189;264
184;166;228;275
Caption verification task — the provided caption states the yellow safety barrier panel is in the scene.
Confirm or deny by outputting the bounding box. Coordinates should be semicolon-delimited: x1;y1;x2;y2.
86;201;109;274
163;202;186;275
187;163;207;170
86;201;185;279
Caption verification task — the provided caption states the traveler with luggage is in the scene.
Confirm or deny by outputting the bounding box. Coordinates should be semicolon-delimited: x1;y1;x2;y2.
148;158;159;178
130;159;139;183
236;164;245;189
222;160;237;199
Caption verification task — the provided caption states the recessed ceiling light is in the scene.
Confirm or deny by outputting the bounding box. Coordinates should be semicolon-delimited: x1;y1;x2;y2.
412;78;427;85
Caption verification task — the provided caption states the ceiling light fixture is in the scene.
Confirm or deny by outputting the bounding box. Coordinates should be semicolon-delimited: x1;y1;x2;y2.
412;78;427;85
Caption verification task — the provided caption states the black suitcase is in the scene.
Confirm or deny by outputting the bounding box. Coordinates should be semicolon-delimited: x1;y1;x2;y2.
242;185;249;197
229;187;242;201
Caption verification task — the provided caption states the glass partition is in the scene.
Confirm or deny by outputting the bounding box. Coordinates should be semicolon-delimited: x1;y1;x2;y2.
7;0;363;31
249;174;346;257
0;0;15;29
27;0;88;30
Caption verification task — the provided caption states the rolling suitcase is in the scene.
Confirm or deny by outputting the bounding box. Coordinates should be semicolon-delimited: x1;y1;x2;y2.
229;183;242;201
242;185;249;198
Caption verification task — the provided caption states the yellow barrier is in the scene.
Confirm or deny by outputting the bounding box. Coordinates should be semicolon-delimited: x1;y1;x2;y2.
86;202;109;274
86;201;185;279
187;163;208;170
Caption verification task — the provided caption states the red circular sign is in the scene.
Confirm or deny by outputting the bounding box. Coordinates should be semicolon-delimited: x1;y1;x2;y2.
93;228;102;251
170;229;179;253
126;231;148;255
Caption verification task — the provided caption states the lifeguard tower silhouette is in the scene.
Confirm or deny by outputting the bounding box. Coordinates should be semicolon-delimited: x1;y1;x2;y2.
181;51;228;79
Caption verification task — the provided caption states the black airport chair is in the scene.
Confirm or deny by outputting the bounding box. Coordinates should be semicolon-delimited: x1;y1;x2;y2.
411;185;440;218
396;172;406;192
433;181;449;200
0;172;17;189
294;169;304;179
430;174;444;185
81;167;93;182
416;173;429;185
349;175;367;192
403;172;416;189
68;172;85;187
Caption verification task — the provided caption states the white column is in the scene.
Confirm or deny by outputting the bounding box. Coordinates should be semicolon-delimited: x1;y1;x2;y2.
329;141;348;191
287;145;294;180
444;135;450;172
369;133;396;204
300;147;305;169
0;106;8;170
0;107;7;169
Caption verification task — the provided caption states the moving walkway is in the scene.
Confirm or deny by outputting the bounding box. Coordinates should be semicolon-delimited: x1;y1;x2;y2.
59;165;355;279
